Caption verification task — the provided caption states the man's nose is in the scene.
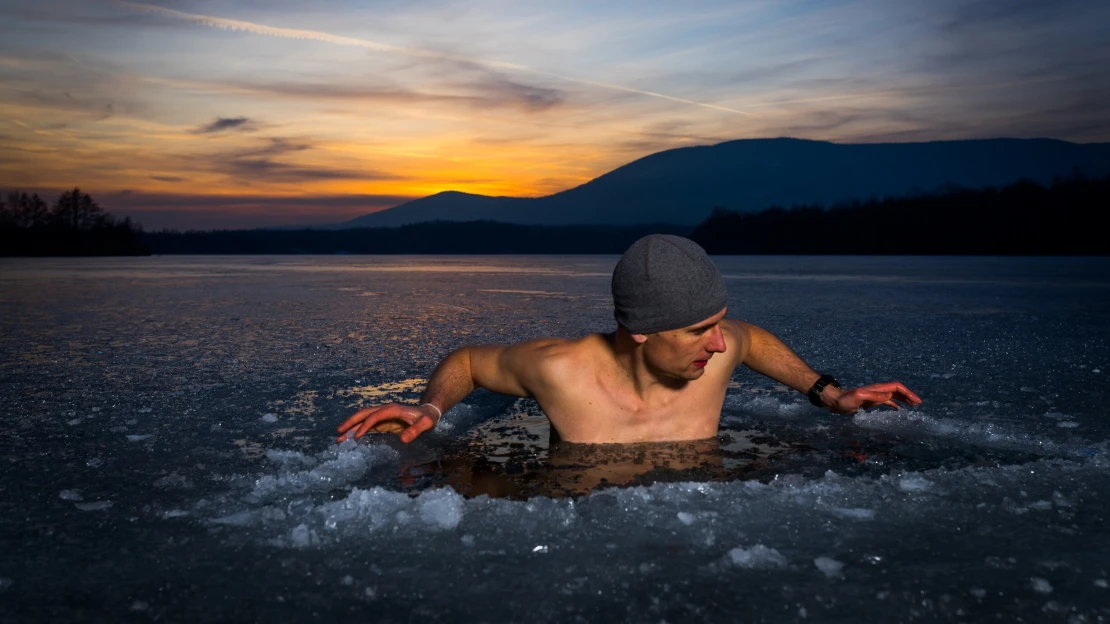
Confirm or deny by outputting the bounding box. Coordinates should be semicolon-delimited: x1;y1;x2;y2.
707;326;727;353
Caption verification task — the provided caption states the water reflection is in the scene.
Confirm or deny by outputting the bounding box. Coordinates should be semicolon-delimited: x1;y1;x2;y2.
399;405;809;499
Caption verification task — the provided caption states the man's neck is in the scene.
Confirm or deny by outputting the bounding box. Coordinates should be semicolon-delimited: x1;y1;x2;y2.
607;329;688;399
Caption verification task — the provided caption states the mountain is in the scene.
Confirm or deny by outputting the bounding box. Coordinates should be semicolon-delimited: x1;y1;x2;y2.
338;138;1110;228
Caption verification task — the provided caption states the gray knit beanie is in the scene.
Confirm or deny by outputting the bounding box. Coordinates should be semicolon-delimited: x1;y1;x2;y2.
612;234;728;334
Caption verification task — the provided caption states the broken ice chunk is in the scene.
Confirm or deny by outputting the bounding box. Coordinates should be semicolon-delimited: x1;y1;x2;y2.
830;507;875;520
726;545;787;569
676;512;696;525
814;557;845;578
899;475;931;492
59;490;82;501
261;413;278;423
1029;577;1053;595
290;524;316;548
127;434;154;442
416;488;463;531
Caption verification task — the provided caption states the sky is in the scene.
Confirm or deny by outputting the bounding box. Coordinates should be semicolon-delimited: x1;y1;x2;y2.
1;0;1108;230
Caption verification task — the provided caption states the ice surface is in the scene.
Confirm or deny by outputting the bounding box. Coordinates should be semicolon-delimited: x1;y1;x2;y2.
814;557;845;578
726;545;787;569
6;256;1110;622
0;578;11;590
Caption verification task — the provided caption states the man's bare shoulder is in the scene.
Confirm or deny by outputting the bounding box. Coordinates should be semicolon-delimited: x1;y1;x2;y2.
520;333;611;380
720;319;752;365
521;333;608;362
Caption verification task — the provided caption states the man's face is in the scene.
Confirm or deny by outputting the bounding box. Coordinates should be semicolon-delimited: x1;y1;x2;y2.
641;308;728;381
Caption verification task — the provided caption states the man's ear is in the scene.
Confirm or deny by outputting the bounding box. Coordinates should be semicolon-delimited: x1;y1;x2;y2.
631;332;648;344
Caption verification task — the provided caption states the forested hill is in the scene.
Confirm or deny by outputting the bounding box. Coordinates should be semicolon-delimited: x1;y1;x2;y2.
689;174;1109;255
338;138;1110;228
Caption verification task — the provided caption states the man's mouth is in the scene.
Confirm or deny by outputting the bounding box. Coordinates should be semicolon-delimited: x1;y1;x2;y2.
693;359;709;368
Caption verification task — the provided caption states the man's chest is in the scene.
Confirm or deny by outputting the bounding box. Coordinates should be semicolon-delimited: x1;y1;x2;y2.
538;372;729;443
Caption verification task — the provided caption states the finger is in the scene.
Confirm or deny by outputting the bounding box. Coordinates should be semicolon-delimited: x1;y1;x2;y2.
337;408;377;433
400;416;435;444
354;406;415;438
862;382;923;404
851;389;893;404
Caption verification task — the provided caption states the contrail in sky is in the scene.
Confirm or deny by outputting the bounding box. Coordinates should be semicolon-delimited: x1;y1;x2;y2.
115;1;755;116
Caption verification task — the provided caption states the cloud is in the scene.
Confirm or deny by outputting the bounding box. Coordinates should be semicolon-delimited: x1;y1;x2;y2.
147;72;567;114
468;77;562;112
201;137;404;184
150;175;186;182
15;90;120;121
114;0;753;115
193;116;256;134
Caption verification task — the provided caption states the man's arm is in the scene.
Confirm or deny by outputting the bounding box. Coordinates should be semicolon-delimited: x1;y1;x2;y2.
336;340;555;443
733;320;921;413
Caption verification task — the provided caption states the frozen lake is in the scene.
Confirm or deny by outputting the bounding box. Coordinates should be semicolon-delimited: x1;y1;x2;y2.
1;255;1109;622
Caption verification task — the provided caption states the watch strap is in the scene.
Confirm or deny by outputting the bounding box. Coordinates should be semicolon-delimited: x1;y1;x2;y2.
807;374;841;407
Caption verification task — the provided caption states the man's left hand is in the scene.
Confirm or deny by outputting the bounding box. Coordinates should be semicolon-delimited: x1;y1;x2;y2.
829;382;921;414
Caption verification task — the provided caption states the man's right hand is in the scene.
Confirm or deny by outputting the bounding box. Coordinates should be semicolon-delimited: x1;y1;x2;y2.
336;403;440;444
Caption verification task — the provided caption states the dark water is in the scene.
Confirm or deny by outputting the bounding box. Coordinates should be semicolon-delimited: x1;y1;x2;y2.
1;255;1108;622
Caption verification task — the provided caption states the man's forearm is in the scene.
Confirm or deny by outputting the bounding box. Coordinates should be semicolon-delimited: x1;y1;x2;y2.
418;347;477;418
742;324;824;396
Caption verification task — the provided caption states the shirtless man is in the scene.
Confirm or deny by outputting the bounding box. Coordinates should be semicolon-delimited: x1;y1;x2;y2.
338;235;921;445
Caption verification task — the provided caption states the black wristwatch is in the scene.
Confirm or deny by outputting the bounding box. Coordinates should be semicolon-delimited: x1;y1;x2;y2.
807;374;841;407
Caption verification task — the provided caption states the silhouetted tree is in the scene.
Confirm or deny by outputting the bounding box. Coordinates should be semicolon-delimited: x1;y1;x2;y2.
52;187;108;231
0;188;147;256
2;191;51;229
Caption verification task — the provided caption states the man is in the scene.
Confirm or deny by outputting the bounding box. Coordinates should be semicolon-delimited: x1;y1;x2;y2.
338;235;921;445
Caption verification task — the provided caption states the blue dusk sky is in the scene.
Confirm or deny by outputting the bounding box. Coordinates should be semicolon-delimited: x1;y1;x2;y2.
1;0;1107;229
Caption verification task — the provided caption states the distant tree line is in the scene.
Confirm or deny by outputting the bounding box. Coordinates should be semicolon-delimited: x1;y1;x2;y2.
5;174;1108;256
689;173;1110;255
0;188;149;256
141;222;693;255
